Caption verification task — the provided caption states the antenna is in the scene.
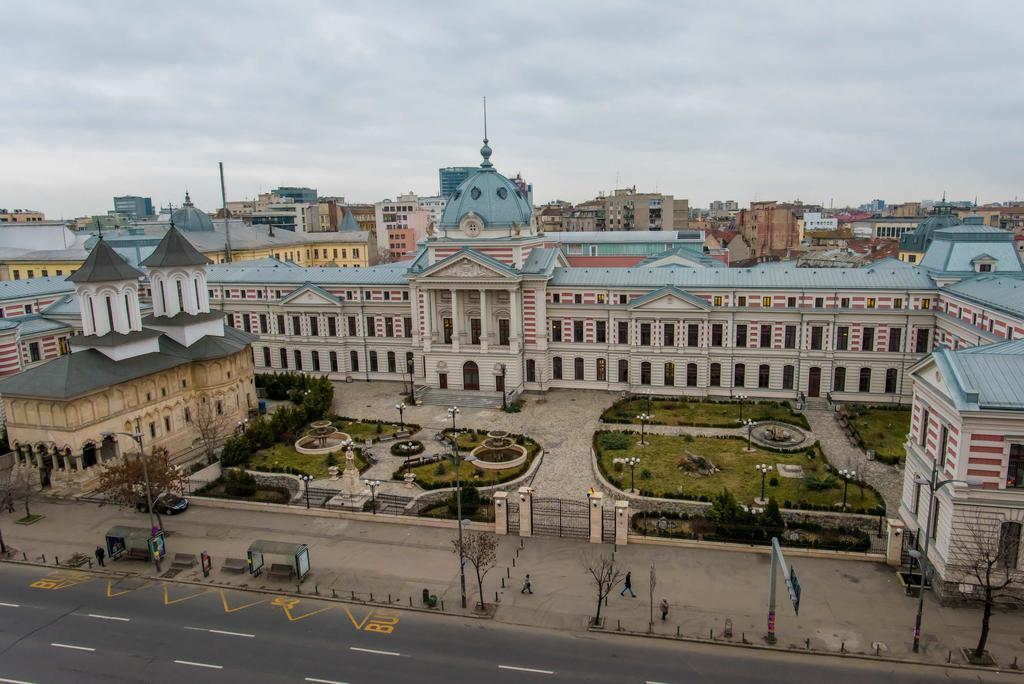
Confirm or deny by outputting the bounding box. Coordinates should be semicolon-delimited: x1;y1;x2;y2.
483;96;488;142
219;161;233;263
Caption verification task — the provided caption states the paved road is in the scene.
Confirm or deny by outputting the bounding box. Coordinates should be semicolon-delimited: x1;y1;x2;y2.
0;564;1013;683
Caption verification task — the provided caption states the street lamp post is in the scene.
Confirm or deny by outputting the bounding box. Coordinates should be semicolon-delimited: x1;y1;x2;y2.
911;461;966;653
406;357;414;398
499;363;507;410
756;463;772;503
838;468;856;510
395;402;406;432
625;456;640;494
637;413;650;446
368;479;381;514
643;388;652;414
744;419;754;451
448;406;467;610
737;394;747;423
300;474;311;509
101;418;161;573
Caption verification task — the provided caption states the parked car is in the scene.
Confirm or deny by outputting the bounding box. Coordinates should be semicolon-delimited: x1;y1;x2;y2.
136;493;189;515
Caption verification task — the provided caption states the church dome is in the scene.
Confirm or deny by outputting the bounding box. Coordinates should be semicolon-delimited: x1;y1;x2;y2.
438;141;532;231
170;191;215;232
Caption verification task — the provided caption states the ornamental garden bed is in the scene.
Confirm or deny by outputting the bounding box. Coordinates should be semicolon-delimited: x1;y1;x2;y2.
601;397;810;430
248;443;368;478
401;429;540;489
843;404;911;465
195;470;293;504
594;430;884;513
330;416;420;442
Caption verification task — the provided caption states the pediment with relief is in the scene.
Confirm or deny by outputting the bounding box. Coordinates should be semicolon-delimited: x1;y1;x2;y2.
627;286;710;312
425;255;513;280
279;284;340;306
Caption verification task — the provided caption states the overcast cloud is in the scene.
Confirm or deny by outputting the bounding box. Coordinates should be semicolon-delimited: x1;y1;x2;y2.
2;0;1022;217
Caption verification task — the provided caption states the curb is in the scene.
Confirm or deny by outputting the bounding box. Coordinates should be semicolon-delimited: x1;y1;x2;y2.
0;557;492;622
586;626;1023;675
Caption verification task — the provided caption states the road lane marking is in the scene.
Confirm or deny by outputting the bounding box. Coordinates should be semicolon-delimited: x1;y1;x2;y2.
306;678;352;684
87;613;130;622
349;646;400;657
184;626;255;638
51;643;95;652
174;660;223;670
0;678;39;684
0;602;19;608
499;665;555;675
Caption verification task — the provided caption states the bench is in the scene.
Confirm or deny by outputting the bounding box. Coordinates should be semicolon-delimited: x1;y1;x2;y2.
221;557;247;573
394;430;412;439
171;553;197;569
403;454;440;469
267;563;295;581
124;548;149;562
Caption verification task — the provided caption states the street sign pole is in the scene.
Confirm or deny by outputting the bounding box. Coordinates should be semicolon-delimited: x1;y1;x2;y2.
767;544;778;644
767;538;801;644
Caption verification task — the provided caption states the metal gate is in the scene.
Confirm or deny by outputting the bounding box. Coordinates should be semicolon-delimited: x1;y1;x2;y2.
531;497;589;539
507;501;520;534
602;508;616;543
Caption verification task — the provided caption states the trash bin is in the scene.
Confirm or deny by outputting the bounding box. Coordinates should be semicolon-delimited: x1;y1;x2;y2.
422;588;430;605
428;594;438;608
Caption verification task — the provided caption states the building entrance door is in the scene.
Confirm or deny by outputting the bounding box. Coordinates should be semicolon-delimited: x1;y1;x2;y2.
463;361;480;391
808;367;821;397
438;373;448;389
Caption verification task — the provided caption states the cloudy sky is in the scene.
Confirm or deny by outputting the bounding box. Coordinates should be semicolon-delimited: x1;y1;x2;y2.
2;1;1022;218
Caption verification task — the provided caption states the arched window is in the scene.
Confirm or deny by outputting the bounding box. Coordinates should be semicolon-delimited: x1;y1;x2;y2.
858;367;872;392
664;362;675;386
640;362;652;385
758;364;770;388
782;365;795;390
596;358;606;382
618;359;629;383
709;362;721;387
686;363;697;387
734;363;746;387
833;367;846;392
574;357;584;380
885;368;898;393
387;351;396;373
176;279;185;311
526;359;536;383
998;521;1021;569
279;348;288;369
349;350;359;372
552;356;563;380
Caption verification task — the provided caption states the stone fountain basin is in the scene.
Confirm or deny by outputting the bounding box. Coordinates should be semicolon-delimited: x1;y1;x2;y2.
470;442;528;471
295;431;353;455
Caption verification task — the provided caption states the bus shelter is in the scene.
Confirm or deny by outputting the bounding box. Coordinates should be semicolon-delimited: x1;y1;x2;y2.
246;540;310;580
105;525;164;562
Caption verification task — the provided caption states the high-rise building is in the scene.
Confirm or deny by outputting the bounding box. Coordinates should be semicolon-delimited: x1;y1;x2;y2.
735;201;803;257
439;167;475;198
604;188;689;231
272;187;318;204
375;193;434;259
112;196;154;220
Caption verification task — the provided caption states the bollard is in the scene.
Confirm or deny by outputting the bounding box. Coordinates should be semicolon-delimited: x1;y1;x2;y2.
22;552;27;560
501;577;505;588
742;632;747;644
507;567;510;578
441;600;444;611
875;644;879;656
87;560;92;569
520;538;524;549
370;592;374;602
388;593;392;604
41;554;46;563
676;626;680;638
332;588;337;598
947;651;952;663
806;638;810;650
617;619;621;631
315;585;319;595
512;557;516;567
409;596;413;607
55;556;59;565
351;590;356;600
841;642;845;654
1012;656;1018;670
495;591;499;603
710;629;714;640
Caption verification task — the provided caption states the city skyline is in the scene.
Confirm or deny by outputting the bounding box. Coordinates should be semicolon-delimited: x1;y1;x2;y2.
2;1;1022;218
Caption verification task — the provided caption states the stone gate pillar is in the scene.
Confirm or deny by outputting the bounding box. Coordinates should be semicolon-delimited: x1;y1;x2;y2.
885;518;905;566
588;492;604;543
493;491;508;535
614;500;630;546
517;486;533;537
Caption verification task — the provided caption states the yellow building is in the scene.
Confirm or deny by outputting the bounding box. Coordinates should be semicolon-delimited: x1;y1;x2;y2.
0;209;45;223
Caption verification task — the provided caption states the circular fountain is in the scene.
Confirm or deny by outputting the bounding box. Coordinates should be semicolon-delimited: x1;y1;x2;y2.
294;421;353;455
469;432;528;471
748;421;807;450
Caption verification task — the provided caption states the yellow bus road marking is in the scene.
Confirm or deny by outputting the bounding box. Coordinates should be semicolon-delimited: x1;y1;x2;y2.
270;596;338;622
162;585;212;605
344;607;400;634
30;570;93;591
219;590;268;613
106;578;149;597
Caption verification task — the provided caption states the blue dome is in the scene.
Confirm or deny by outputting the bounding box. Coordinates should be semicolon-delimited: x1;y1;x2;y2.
438;143;531;230
170;192;214;232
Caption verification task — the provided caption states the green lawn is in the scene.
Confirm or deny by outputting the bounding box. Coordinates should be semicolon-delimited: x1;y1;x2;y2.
408;429;540;488
332;418;402;442
846;406;911;462
249;443;367;478
595;431;883;512
602;398;809;429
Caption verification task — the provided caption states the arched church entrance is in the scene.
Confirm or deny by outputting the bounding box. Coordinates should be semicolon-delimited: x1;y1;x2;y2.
463;361;480;391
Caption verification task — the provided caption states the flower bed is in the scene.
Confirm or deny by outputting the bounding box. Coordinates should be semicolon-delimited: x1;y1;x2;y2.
601;396;810;430
405;429;540;488
843;404;911;465
390;440;425;457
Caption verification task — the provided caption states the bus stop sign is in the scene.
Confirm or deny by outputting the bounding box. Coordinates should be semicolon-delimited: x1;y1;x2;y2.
787;565;802;616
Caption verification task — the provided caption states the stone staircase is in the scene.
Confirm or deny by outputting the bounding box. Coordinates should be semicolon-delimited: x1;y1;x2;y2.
415;387;505;409
803;397;831;411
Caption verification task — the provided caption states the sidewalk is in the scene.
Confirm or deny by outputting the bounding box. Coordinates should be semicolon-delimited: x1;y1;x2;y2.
4;498;1022;669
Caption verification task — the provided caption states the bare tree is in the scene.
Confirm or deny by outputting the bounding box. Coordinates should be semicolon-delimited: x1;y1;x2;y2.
955;517;1024;661
97;446;183;530
451;530;498;610
0;466;34;520
583;551;623;627
193;395;230;462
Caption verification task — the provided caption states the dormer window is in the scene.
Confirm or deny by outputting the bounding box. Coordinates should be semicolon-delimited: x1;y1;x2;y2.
979;263;993;272
470;187;481;200
497;187;508;199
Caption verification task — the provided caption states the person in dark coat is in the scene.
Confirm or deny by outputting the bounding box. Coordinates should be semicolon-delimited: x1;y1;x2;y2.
620;571;636;597
94;545;106;567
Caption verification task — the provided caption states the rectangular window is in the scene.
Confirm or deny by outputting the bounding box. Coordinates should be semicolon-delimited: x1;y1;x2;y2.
862;327;875;352
597;294;605;304
262;346;271;367
387;352;396;373
738;296;747;307
443;318;453;344
574;293;582;304
327;317;337;337
470;318;481;345
814;297;824;308
330;351;338;372
279;348;288;369
921;298;931;310
915;329;930;353
735;324;748;347
888;328;903;352
28;342;40;362
858;367;871;392
866;297;876;309
293;349;303;370
259;314;268;334
347;316;357;336
595;320;606;343
369;351;378;372
309;316;319;336
617;359;628;383
552;293;560;303
893;298;903;309
759;324;772;348
713;296;722;307
836;326;849;351
762;296;772;307
687;323;699;347
618;320;629;344
366;316;376;337
710;363;721;387
553;357;562;380
809;326;823;350
787;297;796;307
404;317;413;338
733;363;746;387
242;315;252;333
350;350;359;371
385;318;394;338
276;314;285;334
930;500;940;541
1007;444;1024;488
574;320;584;343
784;325;796;349
834;367;846;391
663;323;675;346
841;297;850;308
640;323;651;346
499;319;510;345
711;323;723;347
312;351;321;371
912;482;922;515
758;364;770;388
551;320;562;342
782;365;794;390
619;294;628;304
998;522;1021;569
938;425;949;468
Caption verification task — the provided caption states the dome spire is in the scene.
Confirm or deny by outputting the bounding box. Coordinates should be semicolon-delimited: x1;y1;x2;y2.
480;96;493;169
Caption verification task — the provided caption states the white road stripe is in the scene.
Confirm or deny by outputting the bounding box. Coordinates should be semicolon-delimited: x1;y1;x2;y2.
0;602;20;608
87;613;130;622
305;678;352;684
50;643;95;652
499;665;555;675
184;626;254;638
349;646;401;657
174;660;223;670
0;677;39;684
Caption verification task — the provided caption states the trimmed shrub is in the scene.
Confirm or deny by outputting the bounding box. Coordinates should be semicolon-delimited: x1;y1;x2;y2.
220;435;252;467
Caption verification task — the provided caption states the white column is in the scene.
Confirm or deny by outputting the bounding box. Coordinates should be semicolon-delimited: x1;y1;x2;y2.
479;288;489;351
510;288;521;349
450;288;461;351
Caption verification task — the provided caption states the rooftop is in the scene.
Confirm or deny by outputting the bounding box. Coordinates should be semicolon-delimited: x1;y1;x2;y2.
930;338;1024;411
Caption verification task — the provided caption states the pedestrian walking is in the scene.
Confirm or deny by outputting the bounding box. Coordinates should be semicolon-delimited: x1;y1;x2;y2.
521;573;533;594
659;598;669;620
94;545;105;567
620;571;636;598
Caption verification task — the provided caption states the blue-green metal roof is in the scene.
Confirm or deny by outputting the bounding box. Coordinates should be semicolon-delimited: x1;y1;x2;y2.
340;209;360;231
205;263;409;286
919;226;1022;274
942;274;1024;318
438;144;531;229
930;338;1024;411
0;277;76;300
627;285;711;310
10;314;71;336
